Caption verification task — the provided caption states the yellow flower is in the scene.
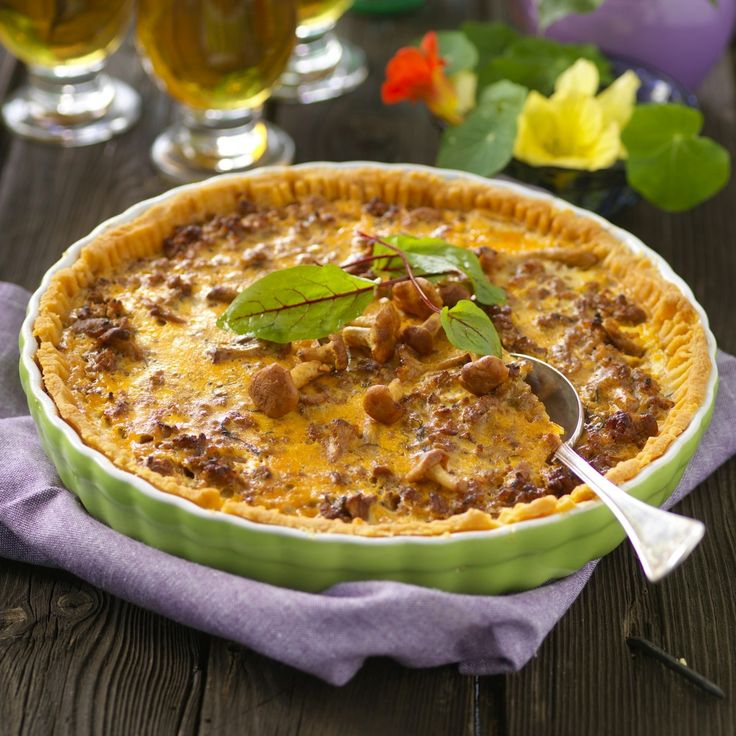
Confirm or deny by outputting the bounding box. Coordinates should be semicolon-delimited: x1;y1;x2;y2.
513;59;640;171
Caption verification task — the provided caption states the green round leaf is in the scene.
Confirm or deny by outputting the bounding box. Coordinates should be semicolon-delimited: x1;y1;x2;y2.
459;21;519;68
622;104;704;154
435;31;479;75
623;104;731;212
437;81;527;177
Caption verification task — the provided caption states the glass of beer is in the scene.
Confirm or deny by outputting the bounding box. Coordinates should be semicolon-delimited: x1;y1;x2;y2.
0;0;139;146
273;0;367;103
137;0;297;182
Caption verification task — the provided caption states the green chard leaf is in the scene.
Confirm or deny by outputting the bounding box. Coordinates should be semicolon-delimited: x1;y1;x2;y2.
371;240;461;280
217;264;376;342
440;299;502;356
622;104;731;212
437;80;528;178
459;21;519;68
382;235;506;305
536;0;606;31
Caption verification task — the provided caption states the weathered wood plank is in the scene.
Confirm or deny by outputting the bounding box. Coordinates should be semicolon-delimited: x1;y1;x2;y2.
196;641;488;736
0;559;206;736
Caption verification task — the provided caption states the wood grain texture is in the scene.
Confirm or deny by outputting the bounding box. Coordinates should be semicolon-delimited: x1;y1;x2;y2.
0;0;735;734
0;559;205;735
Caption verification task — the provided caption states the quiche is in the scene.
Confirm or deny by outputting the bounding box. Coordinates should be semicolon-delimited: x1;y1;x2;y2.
33;168;711;536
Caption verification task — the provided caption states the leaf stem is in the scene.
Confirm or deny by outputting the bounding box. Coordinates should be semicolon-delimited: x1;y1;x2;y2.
356;231;441;314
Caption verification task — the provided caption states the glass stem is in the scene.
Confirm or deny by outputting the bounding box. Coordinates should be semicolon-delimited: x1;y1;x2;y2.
173;106;269;170
284;23;343;83
26;63;115;124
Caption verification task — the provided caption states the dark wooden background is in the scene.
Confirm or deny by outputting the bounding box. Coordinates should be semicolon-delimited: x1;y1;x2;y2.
1;1;735;734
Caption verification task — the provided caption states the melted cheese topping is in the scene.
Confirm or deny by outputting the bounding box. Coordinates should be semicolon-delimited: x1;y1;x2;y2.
56;196;672;527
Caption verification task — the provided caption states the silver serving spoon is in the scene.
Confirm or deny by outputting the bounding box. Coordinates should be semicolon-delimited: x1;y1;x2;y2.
513;353;705;582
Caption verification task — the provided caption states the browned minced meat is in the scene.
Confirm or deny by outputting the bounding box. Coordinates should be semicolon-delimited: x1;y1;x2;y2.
163;432;208;456
145;300;185;325
543;465;579;495
401;206;442;225
319;492;375;521
103;395;129;420
207;285;239;303
163;224;203;258
88;348;117;372
237;198;258;215
485;304;546;356
211;214;247;239
147;454;176;476
241;243;270;267
307;419;361;462
536;312;576;329
72;317;115;337
71;294;126;322
185;454;243;490
577;411;659;473
363;197;398;219
166;274;193;298
495;467;548;507
576;284;647;325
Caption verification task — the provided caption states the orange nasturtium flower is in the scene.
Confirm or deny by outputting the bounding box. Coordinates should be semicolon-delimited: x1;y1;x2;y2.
381;31;462;125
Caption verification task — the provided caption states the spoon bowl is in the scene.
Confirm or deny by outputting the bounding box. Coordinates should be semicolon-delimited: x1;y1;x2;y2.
512;353;705;582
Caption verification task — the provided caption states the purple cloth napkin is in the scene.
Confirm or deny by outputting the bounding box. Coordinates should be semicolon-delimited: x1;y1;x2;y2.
2;282;735;686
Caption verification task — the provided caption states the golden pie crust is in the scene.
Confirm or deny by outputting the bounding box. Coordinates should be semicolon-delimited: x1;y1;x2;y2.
33;167;712;536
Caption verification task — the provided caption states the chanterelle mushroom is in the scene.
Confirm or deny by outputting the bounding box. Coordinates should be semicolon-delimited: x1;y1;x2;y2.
343;301;401;363
363;379;404;425
297;333;348;370
401;313;442;356
405;449;467;492
439;281;471;308
290;360;329;388
249;364;299;418
459;356;509;395
249;360;328;418
392;277;443;319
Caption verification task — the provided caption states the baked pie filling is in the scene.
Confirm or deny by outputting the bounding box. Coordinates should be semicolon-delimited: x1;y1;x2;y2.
34;169;710;535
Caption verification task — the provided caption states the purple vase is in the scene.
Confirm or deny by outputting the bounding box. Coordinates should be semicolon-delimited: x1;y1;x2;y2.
510;0;736;89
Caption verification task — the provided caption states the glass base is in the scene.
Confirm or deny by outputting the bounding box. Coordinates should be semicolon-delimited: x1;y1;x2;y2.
151;111;295;183
273;35;368;104
2;76;140;147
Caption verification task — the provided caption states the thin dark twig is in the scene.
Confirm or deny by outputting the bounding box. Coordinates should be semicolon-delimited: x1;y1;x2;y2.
356;231;441;314
626;637;725;699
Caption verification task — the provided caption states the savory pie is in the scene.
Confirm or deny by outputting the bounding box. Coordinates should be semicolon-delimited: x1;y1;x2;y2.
34;168;711;536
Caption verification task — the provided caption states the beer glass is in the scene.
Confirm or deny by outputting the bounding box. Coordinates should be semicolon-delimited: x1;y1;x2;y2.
137;0;297;182
273;0;367;103
0;0;139;146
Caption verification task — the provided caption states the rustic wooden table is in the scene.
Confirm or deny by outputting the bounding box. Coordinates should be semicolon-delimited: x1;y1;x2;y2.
1;2;735;734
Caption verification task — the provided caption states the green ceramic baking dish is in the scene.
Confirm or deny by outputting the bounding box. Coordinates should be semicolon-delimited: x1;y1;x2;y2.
18;162;718;594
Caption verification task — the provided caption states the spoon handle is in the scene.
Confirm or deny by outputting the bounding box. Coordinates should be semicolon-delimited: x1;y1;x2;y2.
555;443;705;582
